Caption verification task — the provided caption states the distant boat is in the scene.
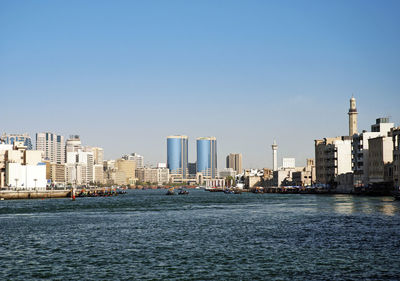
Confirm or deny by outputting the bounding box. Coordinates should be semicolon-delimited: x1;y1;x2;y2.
178;189;189;195
166;188;175;195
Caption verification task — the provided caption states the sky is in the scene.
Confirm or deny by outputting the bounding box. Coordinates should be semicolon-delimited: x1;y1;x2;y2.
1;0;400;169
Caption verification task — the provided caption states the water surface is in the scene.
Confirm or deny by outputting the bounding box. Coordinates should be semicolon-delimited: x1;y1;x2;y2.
1;190;399;280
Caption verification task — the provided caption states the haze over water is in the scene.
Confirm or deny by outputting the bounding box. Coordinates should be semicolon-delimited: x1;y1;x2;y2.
1;190;400;280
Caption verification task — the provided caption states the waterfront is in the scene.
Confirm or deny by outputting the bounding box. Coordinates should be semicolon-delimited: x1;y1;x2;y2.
1;190;400;280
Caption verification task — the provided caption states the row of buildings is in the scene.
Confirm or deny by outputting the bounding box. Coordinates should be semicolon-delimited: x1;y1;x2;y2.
0;132;246;189
314;97;400;193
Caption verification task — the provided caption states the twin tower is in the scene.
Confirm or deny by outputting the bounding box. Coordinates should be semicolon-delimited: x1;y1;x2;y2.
167;135;217;179
271;96;359;170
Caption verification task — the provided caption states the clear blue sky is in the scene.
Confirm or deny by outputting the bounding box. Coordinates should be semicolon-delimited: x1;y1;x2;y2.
1;0;399;168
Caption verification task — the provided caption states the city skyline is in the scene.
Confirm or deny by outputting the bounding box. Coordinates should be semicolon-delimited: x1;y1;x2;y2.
1;1;400;168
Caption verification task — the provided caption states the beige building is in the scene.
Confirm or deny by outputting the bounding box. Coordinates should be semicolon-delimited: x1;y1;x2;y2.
226;153;242;175
315;136;352;185
136;167;169;185
368;136;393;183
50;163;66;184
93;164;104;184
292;159;316;186
352;118;394;186
392;127;400;188
115;159;136;185
0;144;13;187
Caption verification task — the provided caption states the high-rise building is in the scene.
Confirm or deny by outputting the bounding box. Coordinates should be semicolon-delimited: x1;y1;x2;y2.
65;135;82;153
1;133;33;150
348;96;358;136
167;135;188;177
123;153;144;169
272;140;278;171
86;147;104;165
197;137;217;178
226;153;242;175
65;150;94;185
36;132;65;164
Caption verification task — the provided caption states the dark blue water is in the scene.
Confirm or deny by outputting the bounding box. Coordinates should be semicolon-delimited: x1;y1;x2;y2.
1;190;400;280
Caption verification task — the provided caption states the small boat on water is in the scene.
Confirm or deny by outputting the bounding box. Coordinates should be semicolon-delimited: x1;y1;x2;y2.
224;189;242;194
178;189;189;195
166;188;175;195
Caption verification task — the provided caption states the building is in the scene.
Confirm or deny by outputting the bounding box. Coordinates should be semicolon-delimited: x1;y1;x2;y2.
348;96;358;136
188;162;197;176
368;136;393;183
167;135;188;177
136;167;169;185
123;153;144;169
65;150;94;185
315;136;352;185
282;158;295;169
219;168;236;178
0;144;14;187
197;137;217;178
352;118;394;186
272;140;278;171
6;162;47;190
292;159;316;186
115;159;136;185
226;153;242;175
36;132;65;164
87;147;104;165
49;163;66;184
65;135;82;153
392;127;400;188
1;133;33;150
93;164;104;184
1;143;47;190
243;169;263;188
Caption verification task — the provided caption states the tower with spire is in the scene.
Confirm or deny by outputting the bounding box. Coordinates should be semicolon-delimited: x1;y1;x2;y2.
348;95;358;136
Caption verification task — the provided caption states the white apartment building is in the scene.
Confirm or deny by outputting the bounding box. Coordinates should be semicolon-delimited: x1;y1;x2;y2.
282;158;296;169
6;162;47;190
36;132;65;164
219;168;236;178
66;150;94;185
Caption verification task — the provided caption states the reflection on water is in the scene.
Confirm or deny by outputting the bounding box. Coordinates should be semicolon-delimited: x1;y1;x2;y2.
333;194;399;216
380;199;398;216
333;195;355;215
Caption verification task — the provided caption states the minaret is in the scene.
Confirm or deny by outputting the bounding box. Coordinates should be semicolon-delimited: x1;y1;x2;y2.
348;96;358;136
272;140;278;171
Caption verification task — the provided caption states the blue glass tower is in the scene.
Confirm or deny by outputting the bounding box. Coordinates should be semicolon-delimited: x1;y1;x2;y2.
197;137;217;178
167;135;188;177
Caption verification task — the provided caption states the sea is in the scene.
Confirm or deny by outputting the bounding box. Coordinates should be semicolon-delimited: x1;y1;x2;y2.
1;189;400;280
